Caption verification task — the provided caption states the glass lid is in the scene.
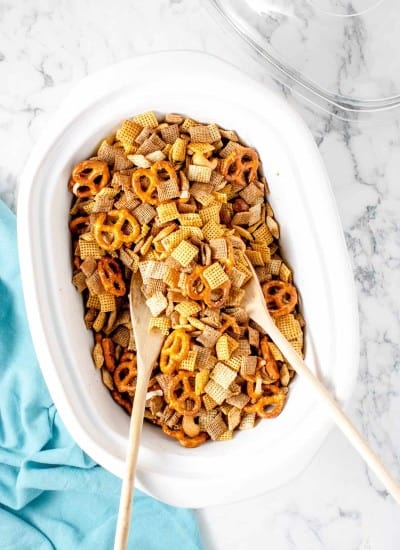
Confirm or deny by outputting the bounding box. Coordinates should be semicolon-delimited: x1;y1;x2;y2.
209;0;400;117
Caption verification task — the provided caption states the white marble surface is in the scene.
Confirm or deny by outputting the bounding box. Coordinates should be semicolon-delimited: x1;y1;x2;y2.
1;1;399;548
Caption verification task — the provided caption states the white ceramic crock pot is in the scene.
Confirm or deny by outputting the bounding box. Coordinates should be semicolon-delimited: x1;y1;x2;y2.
18;51;359;508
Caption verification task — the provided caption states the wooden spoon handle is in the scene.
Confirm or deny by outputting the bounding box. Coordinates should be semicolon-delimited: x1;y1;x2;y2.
264;316;400;505
114;369;151;550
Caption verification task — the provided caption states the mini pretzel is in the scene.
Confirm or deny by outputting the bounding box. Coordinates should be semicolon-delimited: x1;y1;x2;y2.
220;147;259;188
93;208;140;252
186;266;231;309
262;280;298;317
70;160;110;197
177;431;207;448
160;329;190;374
161;424;207;448
111;390;132;415
98;257;126;296
246;378;264;400
113;354;137;394
69;215;90;234
167;372;201;416
161;424;184;440
244;385;286;419
101;336;116;373
132;160;178;205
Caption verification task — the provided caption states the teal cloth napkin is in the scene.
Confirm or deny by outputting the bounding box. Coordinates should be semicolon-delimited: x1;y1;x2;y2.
0;198;203;550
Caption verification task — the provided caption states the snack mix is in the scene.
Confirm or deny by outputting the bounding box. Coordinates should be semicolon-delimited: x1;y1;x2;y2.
68;111;304;448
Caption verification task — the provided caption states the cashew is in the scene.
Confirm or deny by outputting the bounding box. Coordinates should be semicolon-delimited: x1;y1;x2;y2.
182;415;200;438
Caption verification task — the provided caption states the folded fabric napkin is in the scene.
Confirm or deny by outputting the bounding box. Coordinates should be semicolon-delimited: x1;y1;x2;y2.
0;198;203;550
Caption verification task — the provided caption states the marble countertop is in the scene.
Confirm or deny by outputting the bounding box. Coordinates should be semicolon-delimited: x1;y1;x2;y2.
1;1;399;548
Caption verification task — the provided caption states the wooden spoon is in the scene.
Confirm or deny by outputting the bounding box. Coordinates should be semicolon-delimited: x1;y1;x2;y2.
243;256;400;505
114;272;165;550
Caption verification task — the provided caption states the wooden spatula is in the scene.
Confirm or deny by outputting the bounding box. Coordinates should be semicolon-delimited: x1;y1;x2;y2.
243;256;400;505
114;272;165;550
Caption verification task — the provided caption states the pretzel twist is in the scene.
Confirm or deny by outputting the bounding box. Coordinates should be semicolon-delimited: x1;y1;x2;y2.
111;390;132;415
167;372;201;416
220;147;259;188
262;279;298;317
101;336;116;373
186;265;231;309
113;354;137;394
161;424;207;448
132;160;178;205
69;215;91;235
98;257;126;296
70;160;110;197
244;385;286;418
160;329;190;374
93;208;140;252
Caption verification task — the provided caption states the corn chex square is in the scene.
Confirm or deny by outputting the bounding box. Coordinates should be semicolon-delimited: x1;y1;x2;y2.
92;311;106;332
116;120;142;145
275;314;302;341
181;350;198;372
216;335;230;361
280;262;292;282
202;262;229;290
98;293;116;313
171;240;198;267
146;292;168;317
223;355;243;372
246;250;264;266
133;111;159;129
175;300;201;318
148;316;171;336
202;220;225;241
253;223;274;245
216;429;233;441
161;228;191;250
239;412;256;430
179;213;203;227
170;137;186;162
195;369;210;395
210;362;237;389
204;379;229;405
156;202;179;224
187;164;212;184
199;204;221;224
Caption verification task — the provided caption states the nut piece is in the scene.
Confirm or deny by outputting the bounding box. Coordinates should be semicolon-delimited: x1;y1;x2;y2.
233;198;249;212
182;415;200;437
